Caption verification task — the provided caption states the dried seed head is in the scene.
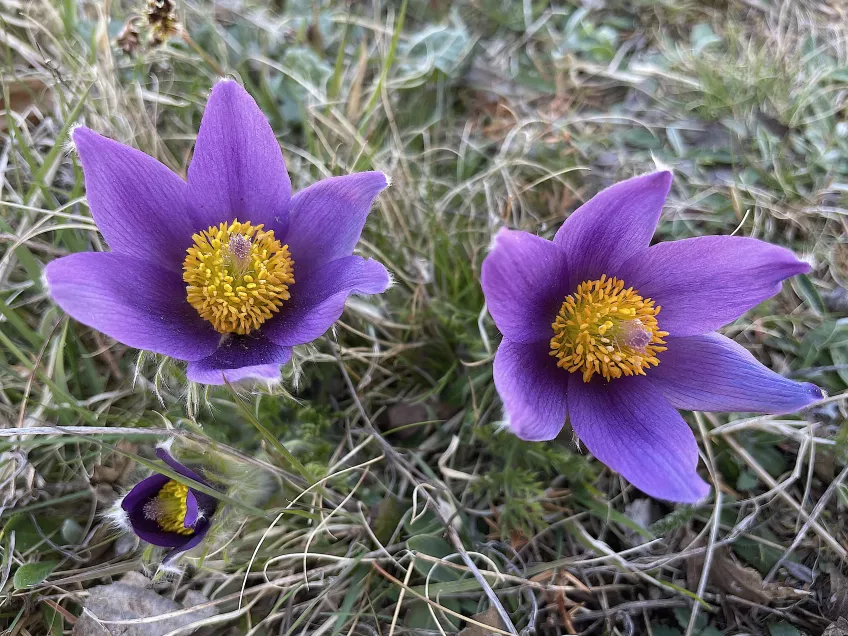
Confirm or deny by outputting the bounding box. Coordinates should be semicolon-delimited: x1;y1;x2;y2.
146;0;180;45
116;20;141;56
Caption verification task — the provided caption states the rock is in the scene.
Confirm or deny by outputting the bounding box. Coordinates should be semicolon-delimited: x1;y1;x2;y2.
72;572;216;636
824;617;848;636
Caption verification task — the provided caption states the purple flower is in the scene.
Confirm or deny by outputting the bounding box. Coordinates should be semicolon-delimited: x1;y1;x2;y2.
121;448;218;561
481;171;822;503
45;81;390;384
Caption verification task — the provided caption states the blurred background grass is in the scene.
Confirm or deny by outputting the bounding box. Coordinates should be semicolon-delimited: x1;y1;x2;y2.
1;0;847;634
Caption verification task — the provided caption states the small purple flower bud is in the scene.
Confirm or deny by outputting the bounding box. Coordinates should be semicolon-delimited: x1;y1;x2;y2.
121;448;217;561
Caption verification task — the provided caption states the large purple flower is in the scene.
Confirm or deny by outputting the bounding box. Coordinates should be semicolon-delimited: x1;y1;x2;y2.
481;171;822;503
121;448;218;561
45;81;390;384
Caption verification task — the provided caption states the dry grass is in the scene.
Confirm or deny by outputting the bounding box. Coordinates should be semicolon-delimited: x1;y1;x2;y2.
1;0;847;634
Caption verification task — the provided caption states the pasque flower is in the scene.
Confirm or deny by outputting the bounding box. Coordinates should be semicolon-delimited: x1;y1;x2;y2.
46;81;389;384
481;172;822;502
121;448;217;561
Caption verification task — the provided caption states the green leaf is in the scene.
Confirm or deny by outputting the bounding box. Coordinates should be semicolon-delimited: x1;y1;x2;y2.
3;515;62;552
736;470;759;491
60;518;84;545
371;496;406;545
674;607;707;631
404;599;462;631
404;601;440;630
407;535;460;582
13;561;58;589
331;563;369;636
400;23;473;77
404;510;441;535
792;274;826;316
732;537;784;575
691;24;722;55
224;386;312;481
361;0;407;118
830;344;848;388
744;438;787;479
800;321;848;367
42;602;64;636
648;505;698;535
768;622;802;636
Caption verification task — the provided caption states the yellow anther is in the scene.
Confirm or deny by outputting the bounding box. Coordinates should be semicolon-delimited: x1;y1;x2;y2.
184;220;294;335
550;277;668;383
142;480;194;535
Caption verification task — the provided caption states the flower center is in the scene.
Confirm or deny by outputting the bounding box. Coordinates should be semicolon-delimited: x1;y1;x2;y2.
143;480;194;535
549;275;668;383
184;220;295;335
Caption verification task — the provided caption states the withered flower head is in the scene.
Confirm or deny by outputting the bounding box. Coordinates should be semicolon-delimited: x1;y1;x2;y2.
116;19;141;56
147;0;180;45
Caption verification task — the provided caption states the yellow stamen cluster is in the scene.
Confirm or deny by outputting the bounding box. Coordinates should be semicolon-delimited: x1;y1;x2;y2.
143;480;194;535
184;220;294;335
550;275;668;383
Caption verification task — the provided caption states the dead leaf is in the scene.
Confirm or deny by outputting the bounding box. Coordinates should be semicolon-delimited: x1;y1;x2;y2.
72;571;216;636
712;549;773;603
624;498;659;546
685;534;801;604
814;450;836;483
821;566;848;621
376;399;454;440
825;287;848;314
346;41;368;122
831;243;848;287
458;607;506;636
0;79;52;130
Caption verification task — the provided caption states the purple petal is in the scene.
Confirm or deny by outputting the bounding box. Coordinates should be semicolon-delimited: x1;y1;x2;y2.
72;127;198;272
122;476;195;549
568;375;710;503
163;525;210;562
184;490;199;528
121;459;215;553
155;448;208;485
121;474;168;515
651;333;823;413
45;252;219;361
494;338;569;441
283;172;388;275
152;450;219;516
481;229;570;344
187;81;291;233
263;256;389;346
554;171;672;288
129;519;194;549
617;236;809;336
185;333;293;385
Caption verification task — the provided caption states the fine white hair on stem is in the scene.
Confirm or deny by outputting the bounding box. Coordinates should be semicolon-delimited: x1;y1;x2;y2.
103;496;131;533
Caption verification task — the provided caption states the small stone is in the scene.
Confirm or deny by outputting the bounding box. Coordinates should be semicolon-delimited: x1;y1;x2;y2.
72;573;216;636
